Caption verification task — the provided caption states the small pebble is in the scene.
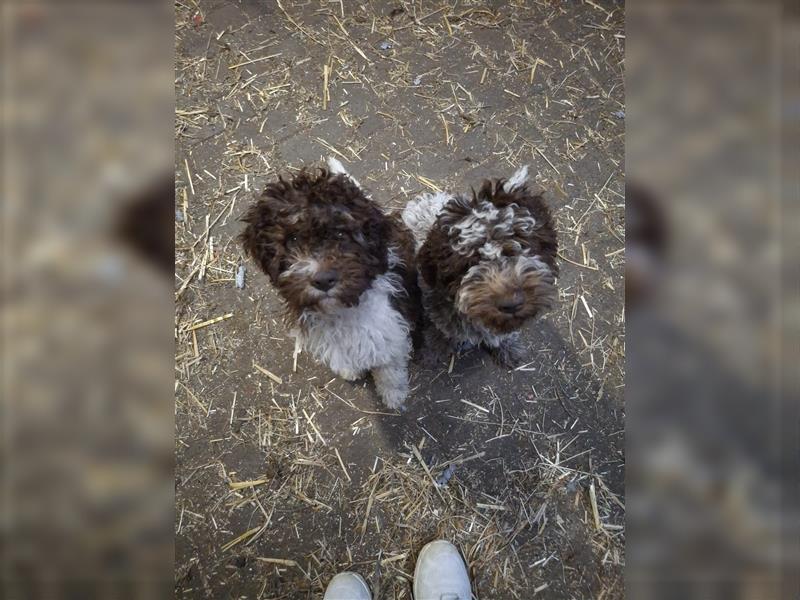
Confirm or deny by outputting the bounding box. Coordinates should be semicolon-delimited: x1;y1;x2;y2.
613;110;625;119
235;265;246;289
175;209;184;222
413;75;422;85
379;40;393;50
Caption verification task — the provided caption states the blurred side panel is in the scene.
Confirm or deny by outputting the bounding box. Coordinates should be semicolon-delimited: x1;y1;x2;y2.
627;1;799;598
1;2;174;598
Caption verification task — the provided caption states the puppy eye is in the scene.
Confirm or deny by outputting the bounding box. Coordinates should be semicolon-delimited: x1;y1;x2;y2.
287;234;298;244
335;230;345;239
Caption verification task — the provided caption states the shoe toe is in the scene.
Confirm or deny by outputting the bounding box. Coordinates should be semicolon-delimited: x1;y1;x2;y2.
323;572;371;600
413;540;471;600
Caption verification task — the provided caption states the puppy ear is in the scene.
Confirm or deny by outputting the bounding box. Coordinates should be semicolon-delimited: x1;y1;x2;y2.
528;270;558;315
476;176;559;275
362;210;390;259
437;194;473;228
417;239;438;287
515;193;559;275
239;189;289;282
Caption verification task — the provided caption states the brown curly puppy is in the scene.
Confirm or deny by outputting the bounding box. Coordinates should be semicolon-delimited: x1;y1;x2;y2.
401;166;558;367
240;159;419;409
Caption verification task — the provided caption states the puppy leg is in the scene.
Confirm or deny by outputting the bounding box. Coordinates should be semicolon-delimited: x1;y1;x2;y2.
335;367;366;382
372;361;409;410
486;333;526;368
420;325;453;368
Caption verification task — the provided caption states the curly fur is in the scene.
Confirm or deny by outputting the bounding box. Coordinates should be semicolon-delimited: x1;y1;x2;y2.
402;166;558;366
240;163;419;408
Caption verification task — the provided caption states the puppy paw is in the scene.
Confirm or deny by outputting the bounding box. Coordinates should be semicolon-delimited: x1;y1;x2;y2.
372;363;409;411
380;387;408;412
488;336;526;368
419;326;454;369
336;368;365;382
419;345;446;369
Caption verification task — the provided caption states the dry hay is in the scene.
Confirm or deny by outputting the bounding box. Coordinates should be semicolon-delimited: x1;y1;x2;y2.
175;0;624;597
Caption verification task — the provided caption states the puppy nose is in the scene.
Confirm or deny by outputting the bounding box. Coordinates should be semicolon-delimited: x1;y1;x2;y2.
312;270;339;291
497;293;524;315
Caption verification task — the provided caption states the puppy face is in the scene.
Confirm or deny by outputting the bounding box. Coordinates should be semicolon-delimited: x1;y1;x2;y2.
455;254;556;333
420;180;558;334
240;170;389;314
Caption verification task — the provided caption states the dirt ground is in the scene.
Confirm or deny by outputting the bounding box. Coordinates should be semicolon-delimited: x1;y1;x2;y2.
175;1;624;598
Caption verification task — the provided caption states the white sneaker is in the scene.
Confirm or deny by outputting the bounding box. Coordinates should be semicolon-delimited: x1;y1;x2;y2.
323;572;371;600
413;540;472;600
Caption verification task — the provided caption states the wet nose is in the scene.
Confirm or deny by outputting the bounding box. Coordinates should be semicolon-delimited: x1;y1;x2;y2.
312;270;339;292
497;292;524;315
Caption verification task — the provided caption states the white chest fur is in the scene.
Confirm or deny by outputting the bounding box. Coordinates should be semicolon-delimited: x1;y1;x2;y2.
294;274;411;375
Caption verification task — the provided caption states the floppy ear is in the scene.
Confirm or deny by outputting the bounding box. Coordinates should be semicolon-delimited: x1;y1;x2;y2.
360;208;390;263
239;189;291;282
417;238;438;288
240;204;277;281
474;177;560;276
524;265;558;316
436;194;473;229
513;193;559;276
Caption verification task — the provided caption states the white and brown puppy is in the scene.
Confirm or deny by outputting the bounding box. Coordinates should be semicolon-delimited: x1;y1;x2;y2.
402;166;558;367
240;159;419;409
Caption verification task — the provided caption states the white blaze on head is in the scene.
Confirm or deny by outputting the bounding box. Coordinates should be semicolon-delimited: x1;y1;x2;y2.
326;156;364;190
503;165;529;192
327;156;348;175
